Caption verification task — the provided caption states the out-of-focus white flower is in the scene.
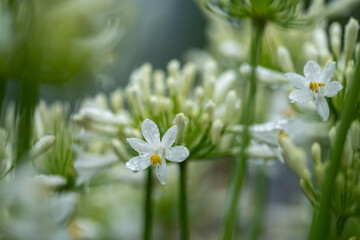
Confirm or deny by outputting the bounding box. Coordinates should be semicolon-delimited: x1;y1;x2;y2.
126;119;189;185
286;60;343;121
73;148;118;186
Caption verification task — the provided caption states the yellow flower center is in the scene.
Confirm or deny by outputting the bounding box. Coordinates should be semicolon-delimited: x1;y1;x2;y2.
309;81;325;93
150;154;162;166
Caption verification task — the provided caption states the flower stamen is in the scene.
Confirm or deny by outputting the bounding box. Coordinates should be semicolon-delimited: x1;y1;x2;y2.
150;154;162;166
309;81;325;93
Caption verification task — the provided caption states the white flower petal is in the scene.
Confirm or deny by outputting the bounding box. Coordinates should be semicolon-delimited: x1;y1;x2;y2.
319;62;336;83
156;160;167;185
165;146;189;162
289;89;312;103
285;73;307;89
126;155;151;172
304;60;321;82
127;138;153;154
316;97;330;121
142;119;160;146
161;125;177;149
323;81;343;97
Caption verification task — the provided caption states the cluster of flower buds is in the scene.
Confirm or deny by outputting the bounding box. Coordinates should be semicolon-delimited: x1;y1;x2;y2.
280;120;360;216
75;59;242;166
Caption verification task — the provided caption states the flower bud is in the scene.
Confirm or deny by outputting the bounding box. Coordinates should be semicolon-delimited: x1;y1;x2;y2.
205;100;216;121
174;113;186;145
167;76;177;97
154;70;166;97
240;63;287;85
277;46;295;72
344;18;359;63
330;22;342;59
167;59;180;79
300;178;315;204
110;88;124;113
95;93;108;110
350;120;360;151
195;86;205;104
345;61;355;92
29;135;55;158
214;70;236;103
311;142;322;165
304;42;318;61
278;134;307;179
111;138;129;162
204;76;215;100
180;62;196;97
341;139;353;168
223;91;237;123
211;119;224;146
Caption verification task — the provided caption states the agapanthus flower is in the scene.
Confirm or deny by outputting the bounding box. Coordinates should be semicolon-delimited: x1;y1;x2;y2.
285;60;343;121
126;119;189;185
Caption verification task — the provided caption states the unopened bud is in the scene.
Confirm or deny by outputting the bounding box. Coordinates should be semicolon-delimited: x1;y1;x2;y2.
154;70;166;97
167;77;177;97
174;113;186;145
344;18;359;62
304;42;318;61
180;62;196;97
167;59;180;79
223;91;237;123
300;178;315;204
311;142;322;165
341;139;353;168
204;76;215;99
195;87;205;104
277;46;295;72
214;70;236;103
95;93;108;110
211;119;224;146
111;138;129;162
29;135;55;158
205;101;216;121
110;88;124;113
330;22;342;59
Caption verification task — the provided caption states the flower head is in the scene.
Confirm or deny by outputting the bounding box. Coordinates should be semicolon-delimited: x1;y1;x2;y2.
126;119;189;185
285;60;343;121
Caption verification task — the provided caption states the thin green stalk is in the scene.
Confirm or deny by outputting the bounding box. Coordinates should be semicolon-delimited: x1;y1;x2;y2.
0;78;5;121
179;161;189;240
308;47;360;239
222;21;265;240
16;80;38;164
249;165;268;240
143;168;154;240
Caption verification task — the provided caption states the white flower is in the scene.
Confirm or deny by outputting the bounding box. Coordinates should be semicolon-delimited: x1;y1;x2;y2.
126;119;190;185
285;60;343;121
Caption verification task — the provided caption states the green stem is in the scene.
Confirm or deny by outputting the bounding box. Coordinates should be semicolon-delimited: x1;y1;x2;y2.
16;80;38;164
0;78;5;122
143;168;153;240
221;21;264;240
308;47;360;239
179;161;189;240
249;165;268;240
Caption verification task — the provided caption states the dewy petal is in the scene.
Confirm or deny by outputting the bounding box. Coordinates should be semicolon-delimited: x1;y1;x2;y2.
323;81;343;97
161;125;177;149
141;119;160;146
304;60;321;82
285;73;307;89
319;62;336;83
165;146;190;162
155;159;167;185
289;89;312;103
316;97;330;121
126;155;151;172
127;138;153;154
